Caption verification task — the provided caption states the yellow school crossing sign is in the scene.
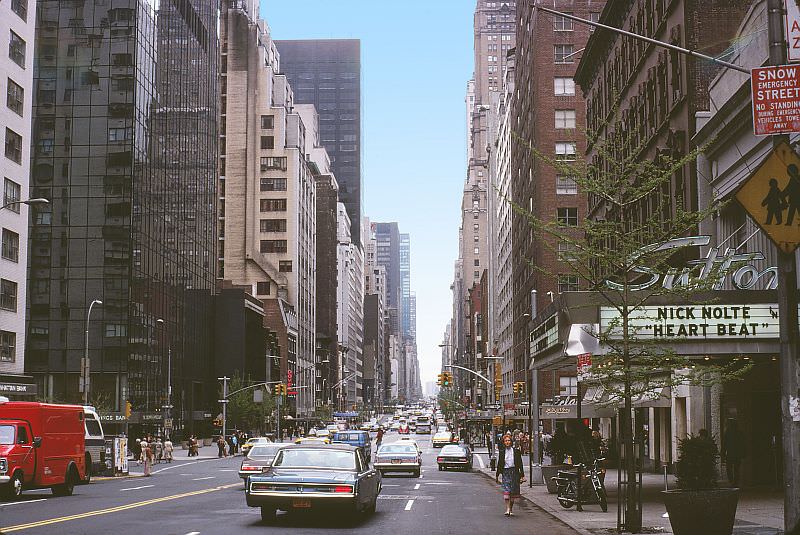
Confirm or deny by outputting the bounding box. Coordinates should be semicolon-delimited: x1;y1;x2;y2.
736;141;800;253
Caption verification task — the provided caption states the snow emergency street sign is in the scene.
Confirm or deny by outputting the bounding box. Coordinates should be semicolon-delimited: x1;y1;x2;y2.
786;0;800;62
735;141;800;254
751;65;800;136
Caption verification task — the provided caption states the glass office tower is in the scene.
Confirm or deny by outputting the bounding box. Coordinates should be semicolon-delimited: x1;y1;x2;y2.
26;0;218;438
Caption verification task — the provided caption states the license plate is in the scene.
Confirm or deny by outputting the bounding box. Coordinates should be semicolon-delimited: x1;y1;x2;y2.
391;459;401;464
292;498;312;508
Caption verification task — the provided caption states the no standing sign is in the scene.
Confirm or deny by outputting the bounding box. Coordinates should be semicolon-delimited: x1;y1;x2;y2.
751;65;800;135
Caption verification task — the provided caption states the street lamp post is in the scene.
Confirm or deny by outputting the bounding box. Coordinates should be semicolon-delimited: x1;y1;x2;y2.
156;319;173;437
0;197;49;212
82;299;102;405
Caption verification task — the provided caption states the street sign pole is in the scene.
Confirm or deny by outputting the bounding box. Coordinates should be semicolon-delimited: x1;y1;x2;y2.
767;3;800;533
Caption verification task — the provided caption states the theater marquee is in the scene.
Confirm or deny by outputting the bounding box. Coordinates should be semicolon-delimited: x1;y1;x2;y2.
599;304;796;340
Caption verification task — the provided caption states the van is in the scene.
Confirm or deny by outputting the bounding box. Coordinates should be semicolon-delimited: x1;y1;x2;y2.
332;430;372;463
82;406;105;480
0;400;87;500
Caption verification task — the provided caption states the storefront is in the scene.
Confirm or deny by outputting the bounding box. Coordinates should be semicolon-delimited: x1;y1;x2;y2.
0;374;38;401
529;290;784;483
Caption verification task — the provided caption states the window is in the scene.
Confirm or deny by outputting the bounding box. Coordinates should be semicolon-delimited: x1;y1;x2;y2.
556;175;578;195
555;109;576;129
279;260;293;272
112;53;132;66
8;31;25;68
474;259;480;266
554;77;576;96
474;235;480;243
474;270;480;278
260;157;287;171
260;136;274;149
589;12;600;31
553;14;574;31
108;127;132;141
559;376;578;396
558;274;579;293
474;247;480;254
104;324;127;337
260;199;287;212
473;223;479;231
555;142;576;161
557;207;578;226
0;279;17;311
11;0;27;20
4;128;22;163
558;242;577;262
0;330;15;362
3;179;21;213
2;229;19;262
260;240;287;253
111;77;134;91
261;115;274;129
6;78;23;116
554;45;575;64
260;178;287;191
260;219;287;232
256;282;271;296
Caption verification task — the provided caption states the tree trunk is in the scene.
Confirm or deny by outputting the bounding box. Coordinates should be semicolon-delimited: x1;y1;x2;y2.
622;290;640;532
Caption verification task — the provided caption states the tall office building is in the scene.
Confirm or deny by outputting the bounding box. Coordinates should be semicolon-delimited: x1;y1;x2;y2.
1;0;36;398
373;222;400;311
399;233;412;339
26;0;219;436
275;40;362;247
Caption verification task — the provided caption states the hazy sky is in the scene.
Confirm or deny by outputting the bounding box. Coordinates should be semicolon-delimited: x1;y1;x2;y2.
262;0;474;386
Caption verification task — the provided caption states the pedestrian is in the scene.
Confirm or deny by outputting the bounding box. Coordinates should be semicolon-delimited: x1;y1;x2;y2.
143;441;153;477
139;438;149;465
154;437;163;464
721;420;744;487
190;435;199;457
232;433;239;455
376;427;384;451
164;437;174;463
217;435;227;458
495;433;525;516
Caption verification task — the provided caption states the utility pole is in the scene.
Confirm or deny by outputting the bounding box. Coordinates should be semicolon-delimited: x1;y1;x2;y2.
218;376;229;441
767;2;800;533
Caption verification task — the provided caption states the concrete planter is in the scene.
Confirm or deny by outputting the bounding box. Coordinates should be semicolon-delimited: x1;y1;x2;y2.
181;441;189;450
542;464;569;494
662;488;739;535
203;438;213;446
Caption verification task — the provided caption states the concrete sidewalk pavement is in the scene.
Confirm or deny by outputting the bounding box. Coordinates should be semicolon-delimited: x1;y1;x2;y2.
474;452;784;535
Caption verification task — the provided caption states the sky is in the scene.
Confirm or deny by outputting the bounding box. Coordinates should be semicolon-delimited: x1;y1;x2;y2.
262;1;475;387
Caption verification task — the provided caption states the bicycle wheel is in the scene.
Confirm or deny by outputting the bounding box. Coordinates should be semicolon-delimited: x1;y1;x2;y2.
557;482;576;509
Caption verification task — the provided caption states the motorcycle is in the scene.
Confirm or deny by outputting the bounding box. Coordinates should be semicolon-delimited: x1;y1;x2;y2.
551;457;608;512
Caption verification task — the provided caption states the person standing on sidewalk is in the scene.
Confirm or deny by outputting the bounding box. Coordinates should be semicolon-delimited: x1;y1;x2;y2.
163;437;174;463
495;433;525;516
143;441;153;477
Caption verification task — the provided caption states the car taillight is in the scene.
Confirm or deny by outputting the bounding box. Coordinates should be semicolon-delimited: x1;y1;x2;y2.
333;485;353;493
437;457;443;462
240;464;261;471
458;458;467;462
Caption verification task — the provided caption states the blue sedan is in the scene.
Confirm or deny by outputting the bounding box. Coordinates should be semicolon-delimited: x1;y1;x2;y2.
245;443;381;522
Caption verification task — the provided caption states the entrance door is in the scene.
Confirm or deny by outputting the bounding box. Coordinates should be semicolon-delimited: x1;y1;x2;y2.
749;391;781;486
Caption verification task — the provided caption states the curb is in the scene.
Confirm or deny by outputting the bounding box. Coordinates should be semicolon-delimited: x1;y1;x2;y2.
476;468;594;535
91;473;145;482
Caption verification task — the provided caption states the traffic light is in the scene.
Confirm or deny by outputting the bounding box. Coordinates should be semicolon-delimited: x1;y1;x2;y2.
442;372;452;387
124;400;132;418
280;383;288;396
513;381;526;395
437;373;444;386
274;383;284;396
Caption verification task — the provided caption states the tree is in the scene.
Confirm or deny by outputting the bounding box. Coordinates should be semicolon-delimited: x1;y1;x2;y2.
513;123;749;532
221;372;275;435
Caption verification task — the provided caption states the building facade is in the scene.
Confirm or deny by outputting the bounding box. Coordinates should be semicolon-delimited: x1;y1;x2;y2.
336;203;364;407
315;173;339;410
1;0;36;395
275;39;363;247
26;0;218;437
218;2;317;416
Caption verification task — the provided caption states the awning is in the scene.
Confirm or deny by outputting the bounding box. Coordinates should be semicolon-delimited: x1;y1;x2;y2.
539;392;616;420
584;384;672;409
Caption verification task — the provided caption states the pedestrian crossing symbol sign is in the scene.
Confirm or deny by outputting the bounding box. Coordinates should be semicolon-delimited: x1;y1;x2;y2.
736;141;800;253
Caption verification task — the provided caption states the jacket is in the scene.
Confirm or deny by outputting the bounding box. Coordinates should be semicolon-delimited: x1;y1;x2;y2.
495;445;524;478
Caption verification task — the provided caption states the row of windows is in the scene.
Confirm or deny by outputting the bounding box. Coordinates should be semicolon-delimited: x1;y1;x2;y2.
294;72;358;80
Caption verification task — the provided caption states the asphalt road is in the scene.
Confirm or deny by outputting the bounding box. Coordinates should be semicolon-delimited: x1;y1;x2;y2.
0;433;577;535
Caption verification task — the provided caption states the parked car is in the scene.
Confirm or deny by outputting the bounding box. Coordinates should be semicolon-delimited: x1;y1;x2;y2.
294;437;330;445
0;401;87;499
332;430;372;464
245;444;380;522
432;431;453;448
374;442;421;477
241;437;272;456
437;444;473;471
239;443;285;480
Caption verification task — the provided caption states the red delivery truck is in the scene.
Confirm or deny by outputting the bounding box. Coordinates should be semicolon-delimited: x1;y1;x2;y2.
0;400;86;500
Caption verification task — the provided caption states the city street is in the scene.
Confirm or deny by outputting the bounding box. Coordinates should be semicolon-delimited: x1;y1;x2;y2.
0;435;577;535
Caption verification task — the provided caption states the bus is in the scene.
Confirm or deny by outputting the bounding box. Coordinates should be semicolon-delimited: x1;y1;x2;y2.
415;416;431;434
83;406;106;480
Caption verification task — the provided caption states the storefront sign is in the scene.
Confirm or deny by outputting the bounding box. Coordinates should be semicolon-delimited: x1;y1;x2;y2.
99;413;127;422
542;406;572;416
752;65;800;136
0;383;37;395
287;369;297;396
141;413;163;422
605;236;778;291
600;304;798;340
576;353;592;380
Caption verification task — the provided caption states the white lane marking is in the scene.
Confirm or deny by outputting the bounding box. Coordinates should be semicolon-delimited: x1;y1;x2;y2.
152;457;222;474
404;499;414;511
185;532;201;535
423;482;453;485
382;484;401;487
120;485;154;492
413;483;420;490
192;476;215;481
219;469;236;472
477;455;485;469
0;498;47;507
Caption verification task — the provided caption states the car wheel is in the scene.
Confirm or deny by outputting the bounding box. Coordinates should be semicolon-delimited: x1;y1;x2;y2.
82;453;92;484
260;506;277;522
366;495;377;514
2;472;23;501
438;465;443;471
53;466;77;497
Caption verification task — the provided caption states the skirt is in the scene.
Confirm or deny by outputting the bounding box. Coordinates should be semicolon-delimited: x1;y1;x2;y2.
501;467;521;498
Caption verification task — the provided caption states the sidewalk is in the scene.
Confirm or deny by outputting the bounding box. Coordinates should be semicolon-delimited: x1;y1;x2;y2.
475;453;784;535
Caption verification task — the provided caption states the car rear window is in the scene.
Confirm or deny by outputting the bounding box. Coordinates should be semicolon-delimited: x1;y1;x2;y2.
379;444;416;454
441;445;466;455
249;444;282;459
274;448;356;470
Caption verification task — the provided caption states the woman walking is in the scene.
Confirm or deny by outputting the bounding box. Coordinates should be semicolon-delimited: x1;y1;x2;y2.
143;441;153;477
495;433;525;516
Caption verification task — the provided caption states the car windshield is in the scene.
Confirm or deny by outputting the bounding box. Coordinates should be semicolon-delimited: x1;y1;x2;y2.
434;433;451;439
336;433;364;441
274;448;356;470
441;445;466;455
0;425;14;445
248;444;283;459
379;444;416;454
